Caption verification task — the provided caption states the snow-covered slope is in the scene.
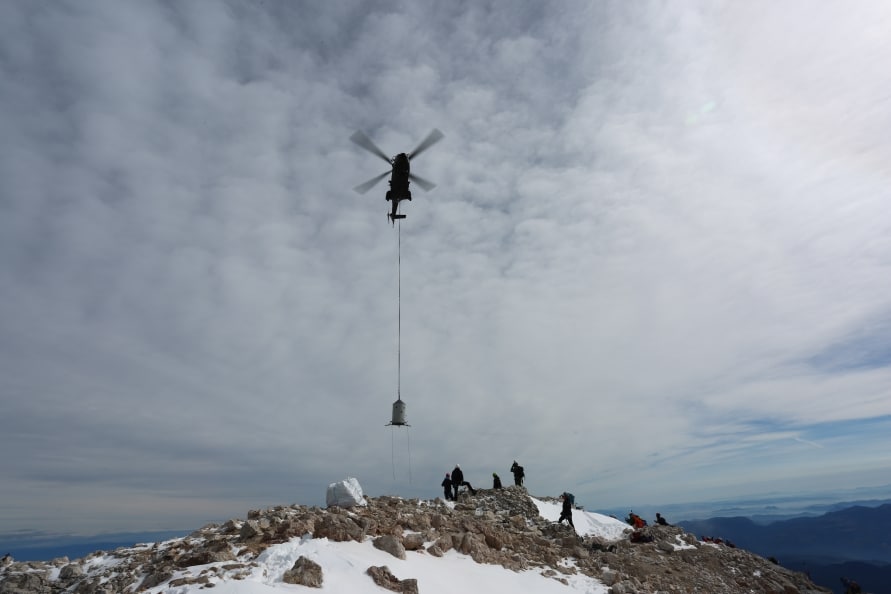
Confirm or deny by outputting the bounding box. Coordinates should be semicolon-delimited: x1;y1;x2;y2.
171;532;608;594
532;497;629;541
142;497;626;593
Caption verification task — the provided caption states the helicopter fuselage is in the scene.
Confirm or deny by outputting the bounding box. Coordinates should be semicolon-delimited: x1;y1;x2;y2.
386;153;412;222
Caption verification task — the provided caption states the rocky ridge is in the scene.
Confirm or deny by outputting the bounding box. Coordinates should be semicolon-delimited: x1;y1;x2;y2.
0;486;830;594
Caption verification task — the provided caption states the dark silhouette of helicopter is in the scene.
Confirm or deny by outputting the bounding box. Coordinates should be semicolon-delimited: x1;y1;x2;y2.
350;129;444;224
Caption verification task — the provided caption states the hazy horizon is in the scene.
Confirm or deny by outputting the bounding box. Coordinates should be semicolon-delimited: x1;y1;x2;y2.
4;482;889;555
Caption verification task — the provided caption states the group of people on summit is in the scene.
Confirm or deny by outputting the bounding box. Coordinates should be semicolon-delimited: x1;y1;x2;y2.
441;464;476;499
437;461;677;537
439;461;575;529
626;510;670;528
440;460;525;501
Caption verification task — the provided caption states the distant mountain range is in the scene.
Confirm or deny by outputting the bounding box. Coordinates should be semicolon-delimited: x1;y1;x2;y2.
599;484;891;527
0;530;189;563
678;502;891;594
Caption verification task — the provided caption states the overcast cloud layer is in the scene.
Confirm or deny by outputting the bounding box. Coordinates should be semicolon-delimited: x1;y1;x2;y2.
2;0;890;534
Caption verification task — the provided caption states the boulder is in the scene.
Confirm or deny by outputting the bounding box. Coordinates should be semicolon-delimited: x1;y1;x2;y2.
59;563;84;580
366;565;418;594
402;533;426;551
282;556;324;588
426;544;443;557
140;570;175;591
326;477;367;508
373;535;406;559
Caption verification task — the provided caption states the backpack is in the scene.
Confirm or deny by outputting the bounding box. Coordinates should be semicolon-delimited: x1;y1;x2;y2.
564;492;575;506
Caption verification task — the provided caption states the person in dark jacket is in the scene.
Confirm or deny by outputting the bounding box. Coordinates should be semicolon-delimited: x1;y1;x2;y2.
441;473;452;501
655;513;670;526
451;465;463;499
451;464;476;497
558;493;574;528
492;472;502;489
510;460;525;486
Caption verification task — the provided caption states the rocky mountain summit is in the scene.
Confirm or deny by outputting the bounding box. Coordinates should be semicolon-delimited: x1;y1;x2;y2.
0;485;831;594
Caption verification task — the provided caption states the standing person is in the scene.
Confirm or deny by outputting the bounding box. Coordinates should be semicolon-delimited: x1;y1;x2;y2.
492;472;502;489
451;464;463;499
510;460;525;486
451;464;476;497
558;493;574;528
441;472;452;501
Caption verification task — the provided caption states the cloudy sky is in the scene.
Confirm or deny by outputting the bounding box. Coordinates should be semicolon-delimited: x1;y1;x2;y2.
2;0;891;535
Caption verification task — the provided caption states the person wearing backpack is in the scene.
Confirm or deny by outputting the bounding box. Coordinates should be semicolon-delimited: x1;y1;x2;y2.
558;493;575;528
510;460;525;486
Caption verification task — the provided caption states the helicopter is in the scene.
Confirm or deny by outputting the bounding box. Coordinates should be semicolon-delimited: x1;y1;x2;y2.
350;128;444;224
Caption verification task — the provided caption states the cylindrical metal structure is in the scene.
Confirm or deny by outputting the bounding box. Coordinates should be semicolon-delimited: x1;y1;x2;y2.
390;399;407;426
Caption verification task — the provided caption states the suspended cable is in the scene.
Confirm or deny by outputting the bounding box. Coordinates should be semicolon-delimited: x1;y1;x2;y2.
390;220;411;482
397;220;401;402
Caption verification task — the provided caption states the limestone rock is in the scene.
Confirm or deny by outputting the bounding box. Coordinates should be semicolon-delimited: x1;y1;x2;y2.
174;548;236;567
139;570;175;591
601;569;618;585
58;564;83;580
426;544;443;557
402;533;426;551
315;513;365;542
366;565;418;594
0;570;51;593
239;519;263;540
282;556;324;588
373;535;406;559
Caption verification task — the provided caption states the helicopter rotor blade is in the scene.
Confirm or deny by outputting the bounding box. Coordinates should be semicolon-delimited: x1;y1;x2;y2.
353;170;390;194
408;128;444;160
409;172;436;192
350;130;392;164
